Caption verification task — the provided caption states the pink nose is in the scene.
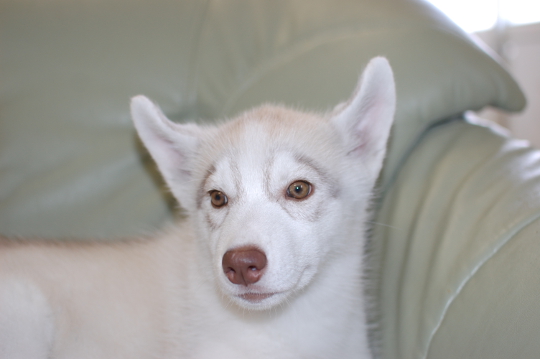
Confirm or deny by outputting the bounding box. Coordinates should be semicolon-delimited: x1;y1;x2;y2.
222;247;267;286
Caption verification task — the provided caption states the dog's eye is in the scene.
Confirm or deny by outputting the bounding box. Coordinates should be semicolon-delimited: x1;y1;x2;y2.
286;181;312;200
209;190;228;208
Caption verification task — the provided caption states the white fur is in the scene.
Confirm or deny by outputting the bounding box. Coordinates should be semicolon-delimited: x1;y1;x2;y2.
0;57;395;358
0;279;53;359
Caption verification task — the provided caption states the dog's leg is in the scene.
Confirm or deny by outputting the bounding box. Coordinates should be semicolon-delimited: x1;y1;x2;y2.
0;279;54;359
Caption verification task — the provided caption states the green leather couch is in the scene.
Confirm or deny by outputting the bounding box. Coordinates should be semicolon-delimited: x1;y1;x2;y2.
1;0;538;358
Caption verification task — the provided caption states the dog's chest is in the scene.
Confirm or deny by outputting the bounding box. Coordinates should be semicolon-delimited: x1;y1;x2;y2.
181;307;367;359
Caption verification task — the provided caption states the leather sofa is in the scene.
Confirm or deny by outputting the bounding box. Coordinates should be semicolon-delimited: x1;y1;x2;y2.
1;0;538;357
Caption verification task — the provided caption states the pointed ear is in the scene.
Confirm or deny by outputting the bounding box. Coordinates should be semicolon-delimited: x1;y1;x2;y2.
130;95;201;210
332;57;396;177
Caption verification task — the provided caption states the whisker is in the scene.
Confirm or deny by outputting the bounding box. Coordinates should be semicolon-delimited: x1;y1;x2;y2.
366;221;401;230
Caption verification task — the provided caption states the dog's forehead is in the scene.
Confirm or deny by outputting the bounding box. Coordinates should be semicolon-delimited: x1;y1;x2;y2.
196;105;341;189
214;105;335;153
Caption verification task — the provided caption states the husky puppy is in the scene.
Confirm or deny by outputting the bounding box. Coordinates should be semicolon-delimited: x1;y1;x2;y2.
0;57;395;358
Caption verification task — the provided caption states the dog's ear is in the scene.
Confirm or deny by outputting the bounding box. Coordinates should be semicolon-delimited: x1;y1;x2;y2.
331;57;396;178
130;95;201;210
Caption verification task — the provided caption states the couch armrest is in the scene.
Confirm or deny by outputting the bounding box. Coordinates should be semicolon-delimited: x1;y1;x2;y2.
427;216;540;358
372;117;540;358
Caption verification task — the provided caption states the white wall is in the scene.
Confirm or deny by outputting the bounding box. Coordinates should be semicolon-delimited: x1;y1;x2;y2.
476;22;540;148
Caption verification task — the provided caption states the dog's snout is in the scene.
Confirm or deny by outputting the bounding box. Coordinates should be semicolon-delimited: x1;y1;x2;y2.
222;247;267;286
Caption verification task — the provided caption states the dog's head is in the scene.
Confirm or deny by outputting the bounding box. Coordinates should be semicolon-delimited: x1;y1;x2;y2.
131;57;395;310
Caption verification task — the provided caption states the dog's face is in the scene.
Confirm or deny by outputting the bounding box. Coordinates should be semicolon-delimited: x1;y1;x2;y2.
131;57;395;310
192;107;349;310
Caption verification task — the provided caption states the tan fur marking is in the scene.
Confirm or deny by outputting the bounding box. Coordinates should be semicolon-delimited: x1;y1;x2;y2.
197;164;216;209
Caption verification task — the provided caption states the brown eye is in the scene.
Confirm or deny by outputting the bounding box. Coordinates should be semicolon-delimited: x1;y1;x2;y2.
209;190;228;208
286;181;312;200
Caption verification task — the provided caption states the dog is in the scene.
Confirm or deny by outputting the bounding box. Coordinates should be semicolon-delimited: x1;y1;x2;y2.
0;57;395;358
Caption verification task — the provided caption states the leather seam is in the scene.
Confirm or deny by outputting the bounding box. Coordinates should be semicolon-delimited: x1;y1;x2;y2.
421;212;540;359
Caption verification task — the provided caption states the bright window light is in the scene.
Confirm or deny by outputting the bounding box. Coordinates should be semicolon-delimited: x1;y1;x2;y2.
503;0;540;26
426;0;498;32
425;0;540;33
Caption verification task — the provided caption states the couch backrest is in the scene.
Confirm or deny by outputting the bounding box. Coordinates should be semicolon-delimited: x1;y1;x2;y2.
0;0;525;238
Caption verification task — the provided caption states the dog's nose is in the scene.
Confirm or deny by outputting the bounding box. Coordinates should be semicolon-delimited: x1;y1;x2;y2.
222;247;267;286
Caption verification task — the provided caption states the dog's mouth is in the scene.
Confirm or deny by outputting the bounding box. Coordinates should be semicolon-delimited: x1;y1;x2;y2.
238;292;276;303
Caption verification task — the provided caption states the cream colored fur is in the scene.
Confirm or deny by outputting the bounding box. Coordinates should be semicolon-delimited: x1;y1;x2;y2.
0;57;395;358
